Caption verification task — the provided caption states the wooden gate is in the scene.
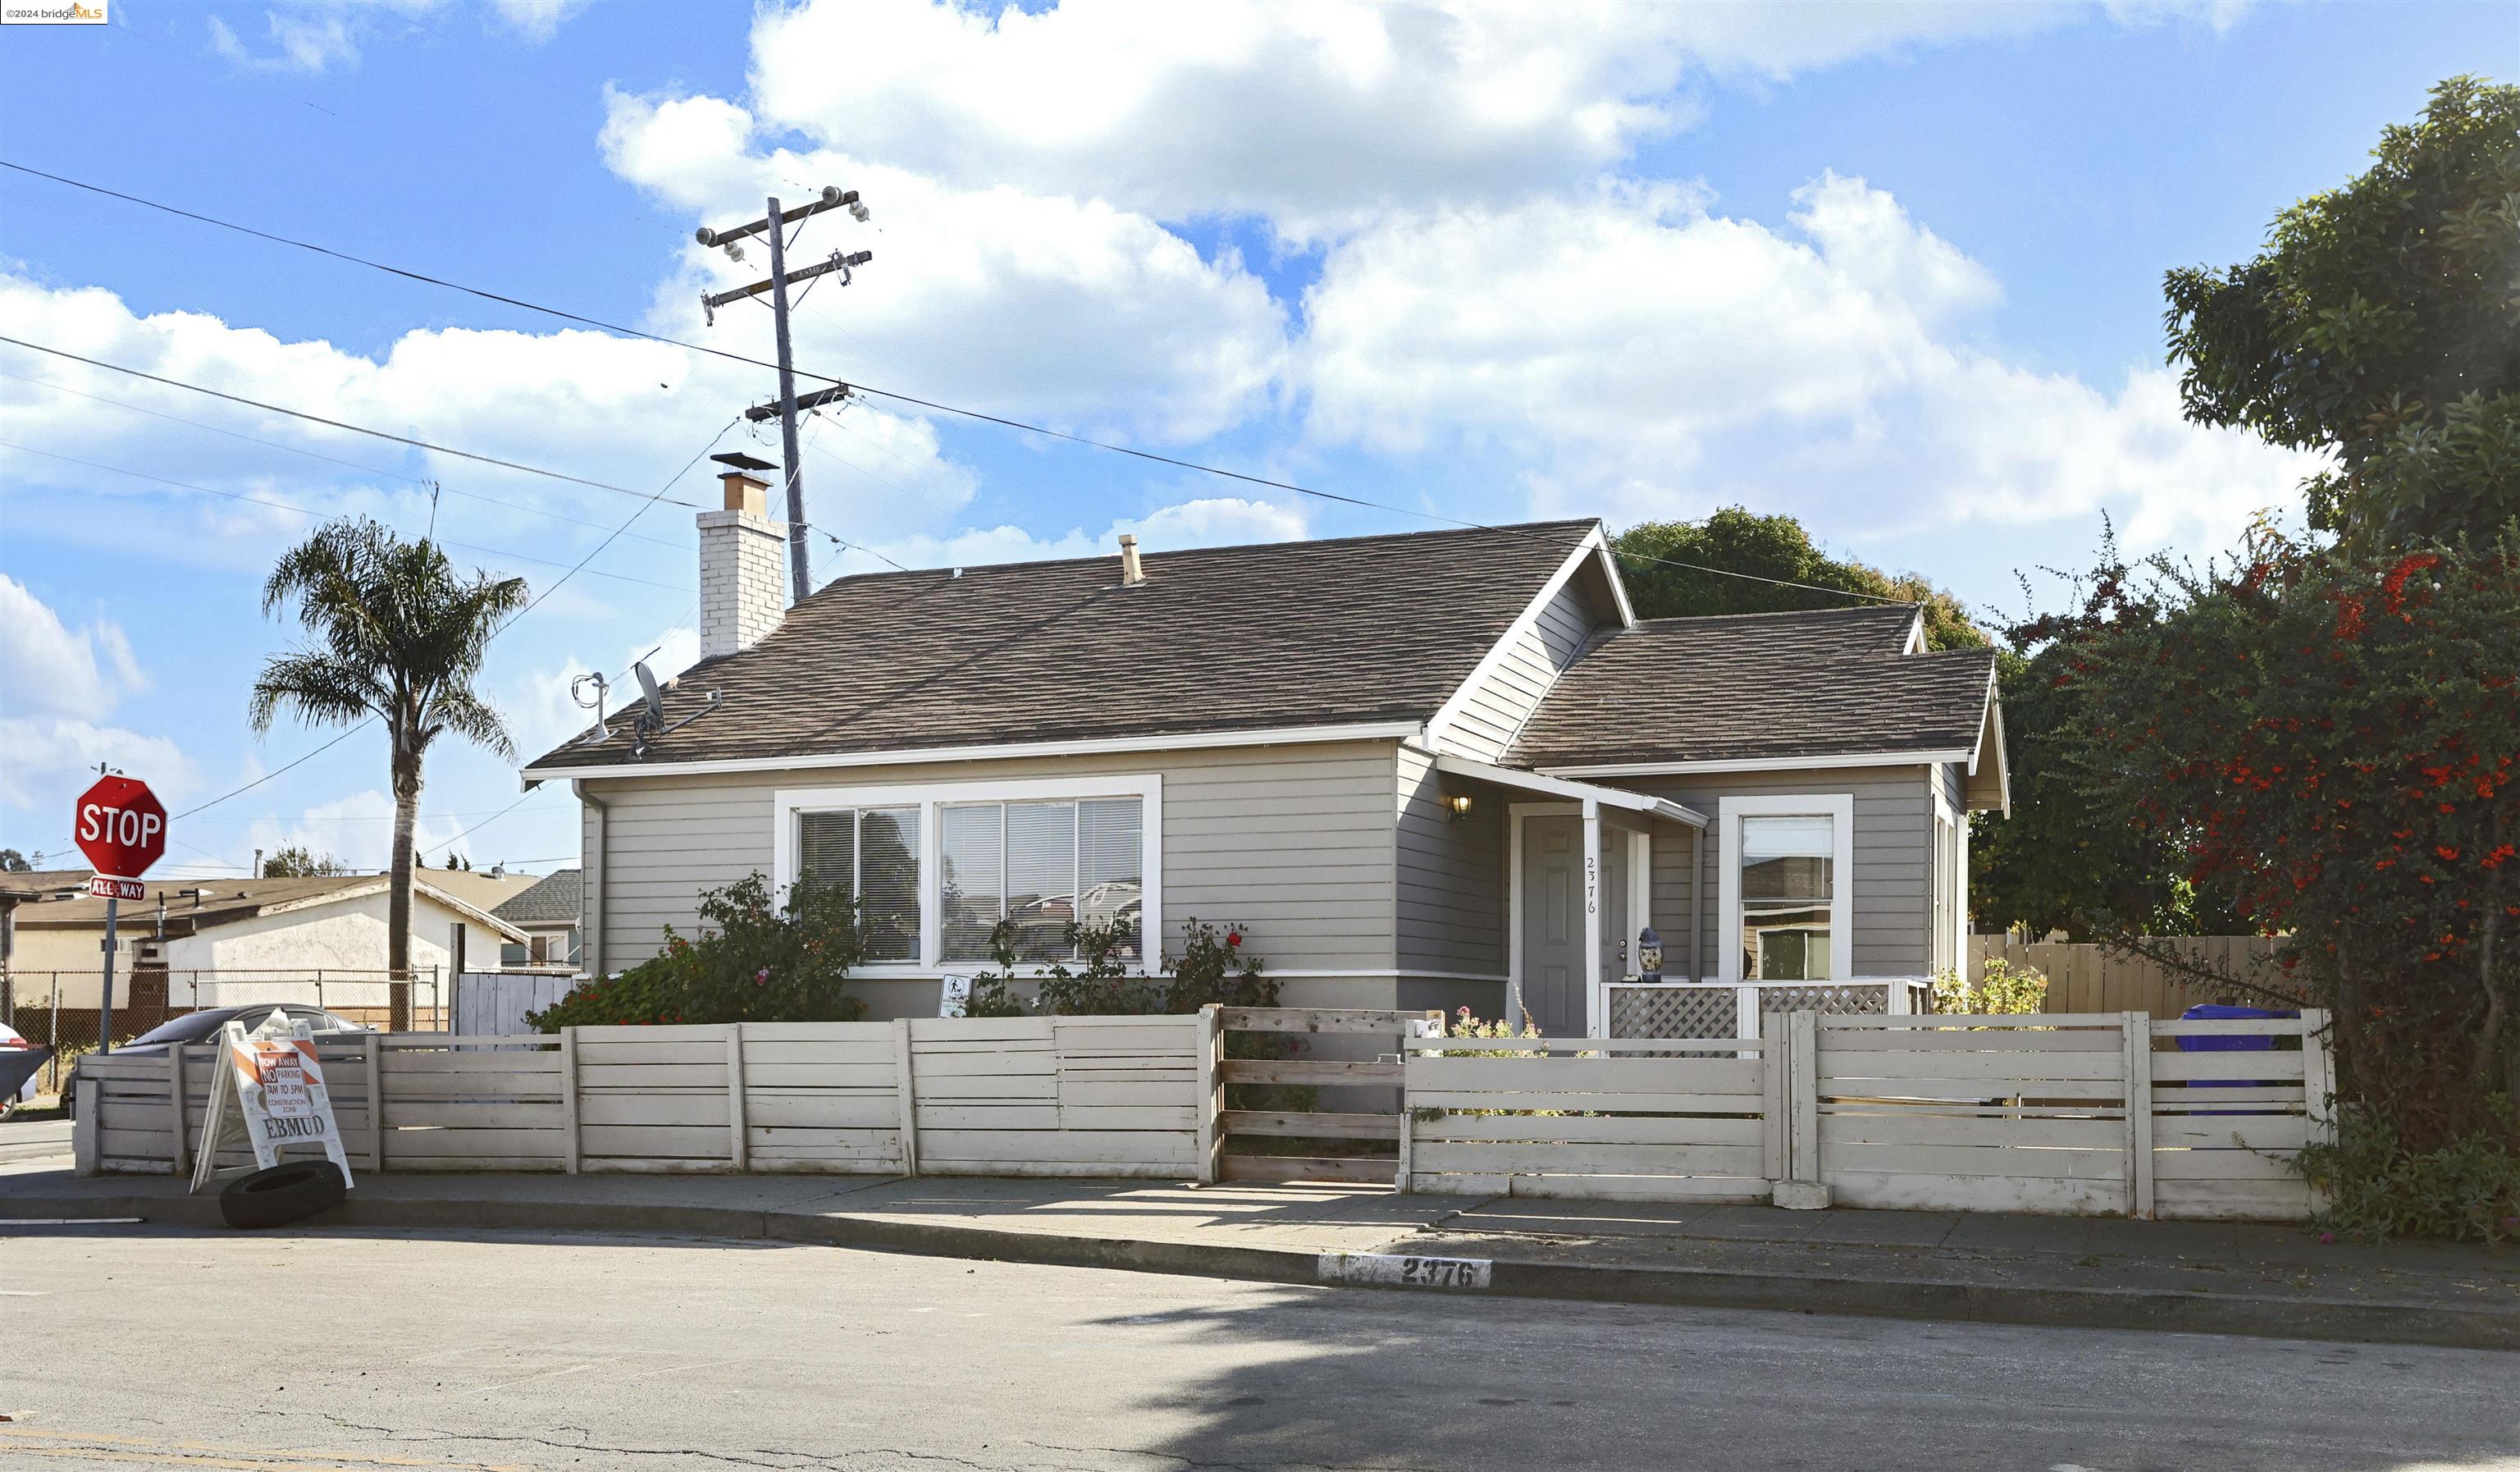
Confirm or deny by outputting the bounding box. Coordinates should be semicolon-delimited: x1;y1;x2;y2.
1212;1007;1437;1185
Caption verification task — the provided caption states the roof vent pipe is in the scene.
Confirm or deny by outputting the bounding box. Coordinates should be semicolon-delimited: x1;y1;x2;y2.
1118;533;1144;587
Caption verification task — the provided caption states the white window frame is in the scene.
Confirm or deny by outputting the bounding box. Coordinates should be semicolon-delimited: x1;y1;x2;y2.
1718;793;1855;985
772;774;1162;975
1932;779;1967;978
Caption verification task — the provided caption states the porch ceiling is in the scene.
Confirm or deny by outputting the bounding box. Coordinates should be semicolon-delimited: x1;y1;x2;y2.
1431;751;1708;827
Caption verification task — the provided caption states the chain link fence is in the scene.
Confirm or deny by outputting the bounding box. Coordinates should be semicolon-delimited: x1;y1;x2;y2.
0;968;445;1099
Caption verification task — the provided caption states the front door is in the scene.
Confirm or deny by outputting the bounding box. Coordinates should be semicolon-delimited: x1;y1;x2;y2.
1519;815;1585;1037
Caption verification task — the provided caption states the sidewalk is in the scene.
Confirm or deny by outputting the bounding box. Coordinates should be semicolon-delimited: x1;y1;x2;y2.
3;1153;2513;1351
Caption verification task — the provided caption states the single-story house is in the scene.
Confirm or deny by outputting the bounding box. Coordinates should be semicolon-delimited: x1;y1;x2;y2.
491;868;583;968
520;465;2006;1038
4;873;532;1012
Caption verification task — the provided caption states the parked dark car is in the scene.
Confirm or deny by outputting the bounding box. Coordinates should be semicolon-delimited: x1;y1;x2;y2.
62;1004;370;1118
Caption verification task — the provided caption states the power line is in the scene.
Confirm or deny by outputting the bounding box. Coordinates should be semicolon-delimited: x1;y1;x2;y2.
144;416;737;824
0;369;693;552
0;335;713;512
0;443;692;592
0;161;1911;609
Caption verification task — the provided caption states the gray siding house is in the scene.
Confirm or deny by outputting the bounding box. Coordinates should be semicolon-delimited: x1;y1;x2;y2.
521;465;2007;1038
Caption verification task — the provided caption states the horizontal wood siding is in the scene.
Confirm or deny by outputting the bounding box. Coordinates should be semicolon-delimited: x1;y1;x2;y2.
1618;766;1933;978
1395;745;1505;976
1443;578;1603;762
586;741;1403;983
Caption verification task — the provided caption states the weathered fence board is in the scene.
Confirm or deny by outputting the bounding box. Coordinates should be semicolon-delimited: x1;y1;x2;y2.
76;1005;2335;1223
1970;935;2292;1016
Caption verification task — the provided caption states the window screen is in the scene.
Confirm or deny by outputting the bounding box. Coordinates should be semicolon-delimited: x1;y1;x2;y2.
934;796;1144;963
796;807;921;962
1741;815;1833;981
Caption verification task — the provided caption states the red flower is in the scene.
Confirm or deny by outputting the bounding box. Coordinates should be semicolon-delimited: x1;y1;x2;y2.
2436;847;2460;862
1226;931;1242;948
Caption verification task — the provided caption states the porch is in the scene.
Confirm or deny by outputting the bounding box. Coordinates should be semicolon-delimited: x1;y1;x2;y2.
1435;754;1931;1040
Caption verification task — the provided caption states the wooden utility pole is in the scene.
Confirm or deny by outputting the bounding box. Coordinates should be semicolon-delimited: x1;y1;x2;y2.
696;186;873;604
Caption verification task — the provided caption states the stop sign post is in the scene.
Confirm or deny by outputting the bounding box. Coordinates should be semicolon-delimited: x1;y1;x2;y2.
73;775;167;1056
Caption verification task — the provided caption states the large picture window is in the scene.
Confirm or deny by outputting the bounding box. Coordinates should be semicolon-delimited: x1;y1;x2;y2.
778;776;1159;971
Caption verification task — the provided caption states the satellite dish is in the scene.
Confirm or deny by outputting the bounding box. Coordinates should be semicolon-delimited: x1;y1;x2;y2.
634;661;666;724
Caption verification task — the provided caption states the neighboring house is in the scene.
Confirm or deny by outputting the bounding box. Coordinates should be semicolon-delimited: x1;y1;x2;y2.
5;874;532;1011
519;464;2007;1038
491;869;582;968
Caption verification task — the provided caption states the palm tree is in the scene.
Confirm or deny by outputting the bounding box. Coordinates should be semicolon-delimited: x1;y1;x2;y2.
251;518;527;1030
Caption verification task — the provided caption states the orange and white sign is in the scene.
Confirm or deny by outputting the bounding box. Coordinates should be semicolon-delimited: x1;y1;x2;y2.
191;1015;353;1190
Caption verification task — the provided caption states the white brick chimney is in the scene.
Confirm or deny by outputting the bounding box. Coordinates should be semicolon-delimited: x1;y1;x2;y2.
699;454;785;661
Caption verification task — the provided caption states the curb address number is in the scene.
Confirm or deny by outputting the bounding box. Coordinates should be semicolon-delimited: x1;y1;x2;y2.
1317;1251;1494;1291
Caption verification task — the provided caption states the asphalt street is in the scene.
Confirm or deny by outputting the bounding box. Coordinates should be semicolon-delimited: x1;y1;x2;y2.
3;1225;2513;1470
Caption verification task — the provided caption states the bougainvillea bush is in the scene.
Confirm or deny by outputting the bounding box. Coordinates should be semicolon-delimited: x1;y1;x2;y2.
2028;525;2518;1152
527;872;868;1030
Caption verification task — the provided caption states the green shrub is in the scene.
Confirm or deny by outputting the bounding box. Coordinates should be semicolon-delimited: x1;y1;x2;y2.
2295;1100;2520;1245
527;872;868;1030
1930;958;2048;1016
953;917;1278;1017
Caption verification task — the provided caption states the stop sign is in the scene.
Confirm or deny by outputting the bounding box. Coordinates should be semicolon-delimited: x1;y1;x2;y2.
74;775;167;880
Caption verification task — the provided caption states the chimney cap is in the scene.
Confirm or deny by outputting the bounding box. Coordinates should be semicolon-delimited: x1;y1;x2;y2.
712;452;775;473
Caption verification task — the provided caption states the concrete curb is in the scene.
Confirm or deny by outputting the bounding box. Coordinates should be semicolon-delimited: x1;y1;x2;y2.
5;1192;2509;1353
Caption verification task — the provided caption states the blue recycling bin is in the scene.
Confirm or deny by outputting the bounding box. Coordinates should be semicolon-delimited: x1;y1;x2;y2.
2175;1003;2299;1115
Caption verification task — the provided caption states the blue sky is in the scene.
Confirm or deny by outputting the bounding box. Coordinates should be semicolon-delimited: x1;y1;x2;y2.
0;0;2509;883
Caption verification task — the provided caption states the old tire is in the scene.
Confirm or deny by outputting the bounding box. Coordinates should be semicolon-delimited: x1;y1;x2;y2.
218;1161;346;1229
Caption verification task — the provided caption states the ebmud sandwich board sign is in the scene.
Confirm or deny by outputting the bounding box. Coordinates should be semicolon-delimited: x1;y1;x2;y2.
191;1013;355;1192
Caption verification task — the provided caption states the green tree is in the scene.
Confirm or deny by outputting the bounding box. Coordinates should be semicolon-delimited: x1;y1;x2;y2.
1970;536;2247;941
260;845;349;878
1614;508;1986;650
251;517;526;1030
2164;75;2518;551
0;848;31;873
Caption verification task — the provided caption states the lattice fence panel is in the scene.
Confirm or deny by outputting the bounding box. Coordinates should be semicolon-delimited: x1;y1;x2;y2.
1609;986;1737;1039
1755;985;1888;1017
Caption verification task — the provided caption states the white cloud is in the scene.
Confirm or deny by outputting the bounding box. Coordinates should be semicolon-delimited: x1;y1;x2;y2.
487;0;587;42
601;95;1290;442
243;789;466;875
741;0;2202;234
0;273;983;576
0;574;143;718
208;10;363;74
0;715;196;812
827;496;1305;579
1299;174;2315;550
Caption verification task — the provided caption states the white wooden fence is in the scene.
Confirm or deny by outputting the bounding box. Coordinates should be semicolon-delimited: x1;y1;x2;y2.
75;1012;1217;1182
1404;1038;1777;1202
1402;1011;2333;1219
74;1006;2331;1221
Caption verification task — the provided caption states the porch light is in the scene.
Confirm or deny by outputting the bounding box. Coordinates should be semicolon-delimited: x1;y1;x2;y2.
1445;793;1473;821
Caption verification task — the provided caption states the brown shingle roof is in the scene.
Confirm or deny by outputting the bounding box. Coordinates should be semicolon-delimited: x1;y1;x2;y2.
1507;608;1993;769
527;519;1602;772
